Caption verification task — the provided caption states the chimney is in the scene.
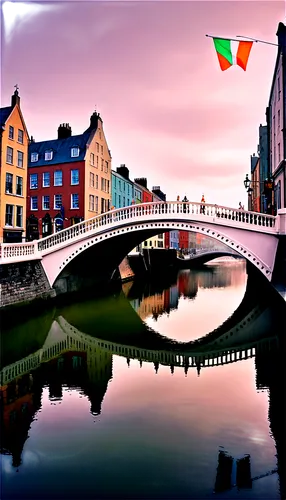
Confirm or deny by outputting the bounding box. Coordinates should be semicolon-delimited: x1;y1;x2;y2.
116;164;129;180
89;110;102;130
30;136;35;143
11;88;20;108
58;123;72;139
134;177;148;189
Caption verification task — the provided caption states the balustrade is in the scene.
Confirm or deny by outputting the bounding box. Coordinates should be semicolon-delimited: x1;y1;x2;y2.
0;202;277;261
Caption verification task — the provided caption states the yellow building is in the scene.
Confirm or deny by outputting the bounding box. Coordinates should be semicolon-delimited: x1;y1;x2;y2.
85;112;112;219
0;88;29;242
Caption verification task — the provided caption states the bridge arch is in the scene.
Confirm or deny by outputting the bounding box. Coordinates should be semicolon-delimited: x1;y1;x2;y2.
0;202;279;286
40;216;278;287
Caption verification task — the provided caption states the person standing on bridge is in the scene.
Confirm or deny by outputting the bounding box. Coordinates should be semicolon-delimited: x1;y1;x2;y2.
200;194;205;214
239;202;244;210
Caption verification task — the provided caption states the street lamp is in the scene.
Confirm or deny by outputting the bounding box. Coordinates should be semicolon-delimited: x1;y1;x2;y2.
243;174;251;189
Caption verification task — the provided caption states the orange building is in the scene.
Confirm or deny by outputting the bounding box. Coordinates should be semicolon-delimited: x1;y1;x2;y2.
0;88;29;242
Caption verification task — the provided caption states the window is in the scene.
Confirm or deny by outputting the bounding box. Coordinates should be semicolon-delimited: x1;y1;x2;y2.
17;150;23;168
54;194;62;209
31;196;38;210
6;146;13;164
90;172;95;187
54;170;63;186
96;142;99;152
118;195;121;206
90;153;95;166
18;129;24;144
5;204;13;226
278;77;281;100
16;176;23;196
31;152;38;162
101;145;103;155
9;126;14;140
30;173;38;189
123;197;126;206
96;156;99;168
71;147;79;157
42;172;50;187
105;161;108;173
96;175;98;189
45;150;53;161
278;110;280;132
107;180;110;194
16;206;23;227
101;158;104;171
42;195;50;210
6;173;13;194
95;196;98;212
71;193;79;209
71;169;79;185
278;143;281;162
89;194;94;211
101;177;104;191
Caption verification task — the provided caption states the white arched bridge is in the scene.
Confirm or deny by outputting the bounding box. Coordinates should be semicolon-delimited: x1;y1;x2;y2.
0;201;285;286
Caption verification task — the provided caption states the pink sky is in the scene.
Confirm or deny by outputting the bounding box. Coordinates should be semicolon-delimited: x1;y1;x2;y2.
1;1;285;207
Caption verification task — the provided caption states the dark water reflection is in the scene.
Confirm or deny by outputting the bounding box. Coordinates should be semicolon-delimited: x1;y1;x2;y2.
1;260;285;500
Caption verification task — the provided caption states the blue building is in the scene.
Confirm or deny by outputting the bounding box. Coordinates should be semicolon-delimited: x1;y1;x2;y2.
111;165;134;208
169;230;179;250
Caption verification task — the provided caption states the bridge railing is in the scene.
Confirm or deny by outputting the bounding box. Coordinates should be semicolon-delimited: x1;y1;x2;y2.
0;241;36;260
37;202;277;252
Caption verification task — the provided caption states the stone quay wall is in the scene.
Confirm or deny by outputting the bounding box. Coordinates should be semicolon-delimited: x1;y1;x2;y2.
0;260;55;310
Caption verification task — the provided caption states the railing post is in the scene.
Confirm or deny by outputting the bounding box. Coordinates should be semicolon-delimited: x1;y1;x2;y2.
277;208;286;234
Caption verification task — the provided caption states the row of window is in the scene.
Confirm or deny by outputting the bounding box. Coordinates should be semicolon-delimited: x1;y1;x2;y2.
5;204;23;228
114;193;132;207
90;153;109;172
6;147;24;167
8;126;24;144
88;196;109;213
5;173;23;196
113;178;132;194
30;170;79;189
30;144;106;164
30;194;79;211
31;147;80;163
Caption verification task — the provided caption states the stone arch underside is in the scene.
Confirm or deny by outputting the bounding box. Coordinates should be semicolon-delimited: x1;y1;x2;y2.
41;219;279;288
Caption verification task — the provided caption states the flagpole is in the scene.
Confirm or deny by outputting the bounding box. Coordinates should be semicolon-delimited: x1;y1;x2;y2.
236;35;278;47
205;34;278;47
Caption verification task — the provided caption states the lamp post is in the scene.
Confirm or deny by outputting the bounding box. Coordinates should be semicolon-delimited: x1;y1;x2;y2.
243;174;274;214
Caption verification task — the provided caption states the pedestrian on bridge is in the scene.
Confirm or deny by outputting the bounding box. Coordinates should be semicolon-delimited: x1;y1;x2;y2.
200;194;205;214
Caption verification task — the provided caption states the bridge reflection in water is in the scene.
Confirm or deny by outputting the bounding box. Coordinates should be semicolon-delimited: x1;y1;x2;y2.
0;267;285;498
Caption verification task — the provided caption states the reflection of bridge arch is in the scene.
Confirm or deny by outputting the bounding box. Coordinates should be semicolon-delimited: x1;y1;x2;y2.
0;305;279;387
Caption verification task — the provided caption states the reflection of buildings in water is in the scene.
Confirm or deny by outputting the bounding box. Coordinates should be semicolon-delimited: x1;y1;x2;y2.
177;271;198;298
136;292;165;321
0;373;42;468
0;344;113;468
198;267;232;289
169;284;179;310
255;340;285;500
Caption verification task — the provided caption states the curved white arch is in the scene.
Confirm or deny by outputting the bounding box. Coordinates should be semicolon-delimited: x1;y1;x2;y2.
0;202;279;285
41;219;278;286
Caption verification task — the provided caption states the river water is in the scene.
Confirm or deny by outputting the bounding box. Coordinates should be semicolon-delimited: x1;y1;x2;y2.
1;259;285;500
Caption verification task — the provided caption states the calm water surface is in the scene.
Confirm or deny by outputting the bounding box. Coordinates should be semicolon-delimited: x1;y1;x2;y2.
1;260;285;500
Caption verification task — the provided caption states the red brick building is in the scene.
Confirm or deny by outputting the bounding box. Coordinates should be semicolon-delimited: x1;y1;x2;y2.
26;111;111;239
179;230;189;250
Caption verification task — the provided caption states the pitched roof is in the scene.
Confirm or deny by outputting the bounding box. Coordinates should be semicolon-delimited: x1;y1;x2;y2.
28;130;93;167
0;106;12;127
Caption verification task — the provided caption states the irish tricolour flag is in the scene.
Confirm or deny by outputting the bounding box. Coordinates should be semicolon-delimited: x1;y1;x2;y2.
213;38;253;71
